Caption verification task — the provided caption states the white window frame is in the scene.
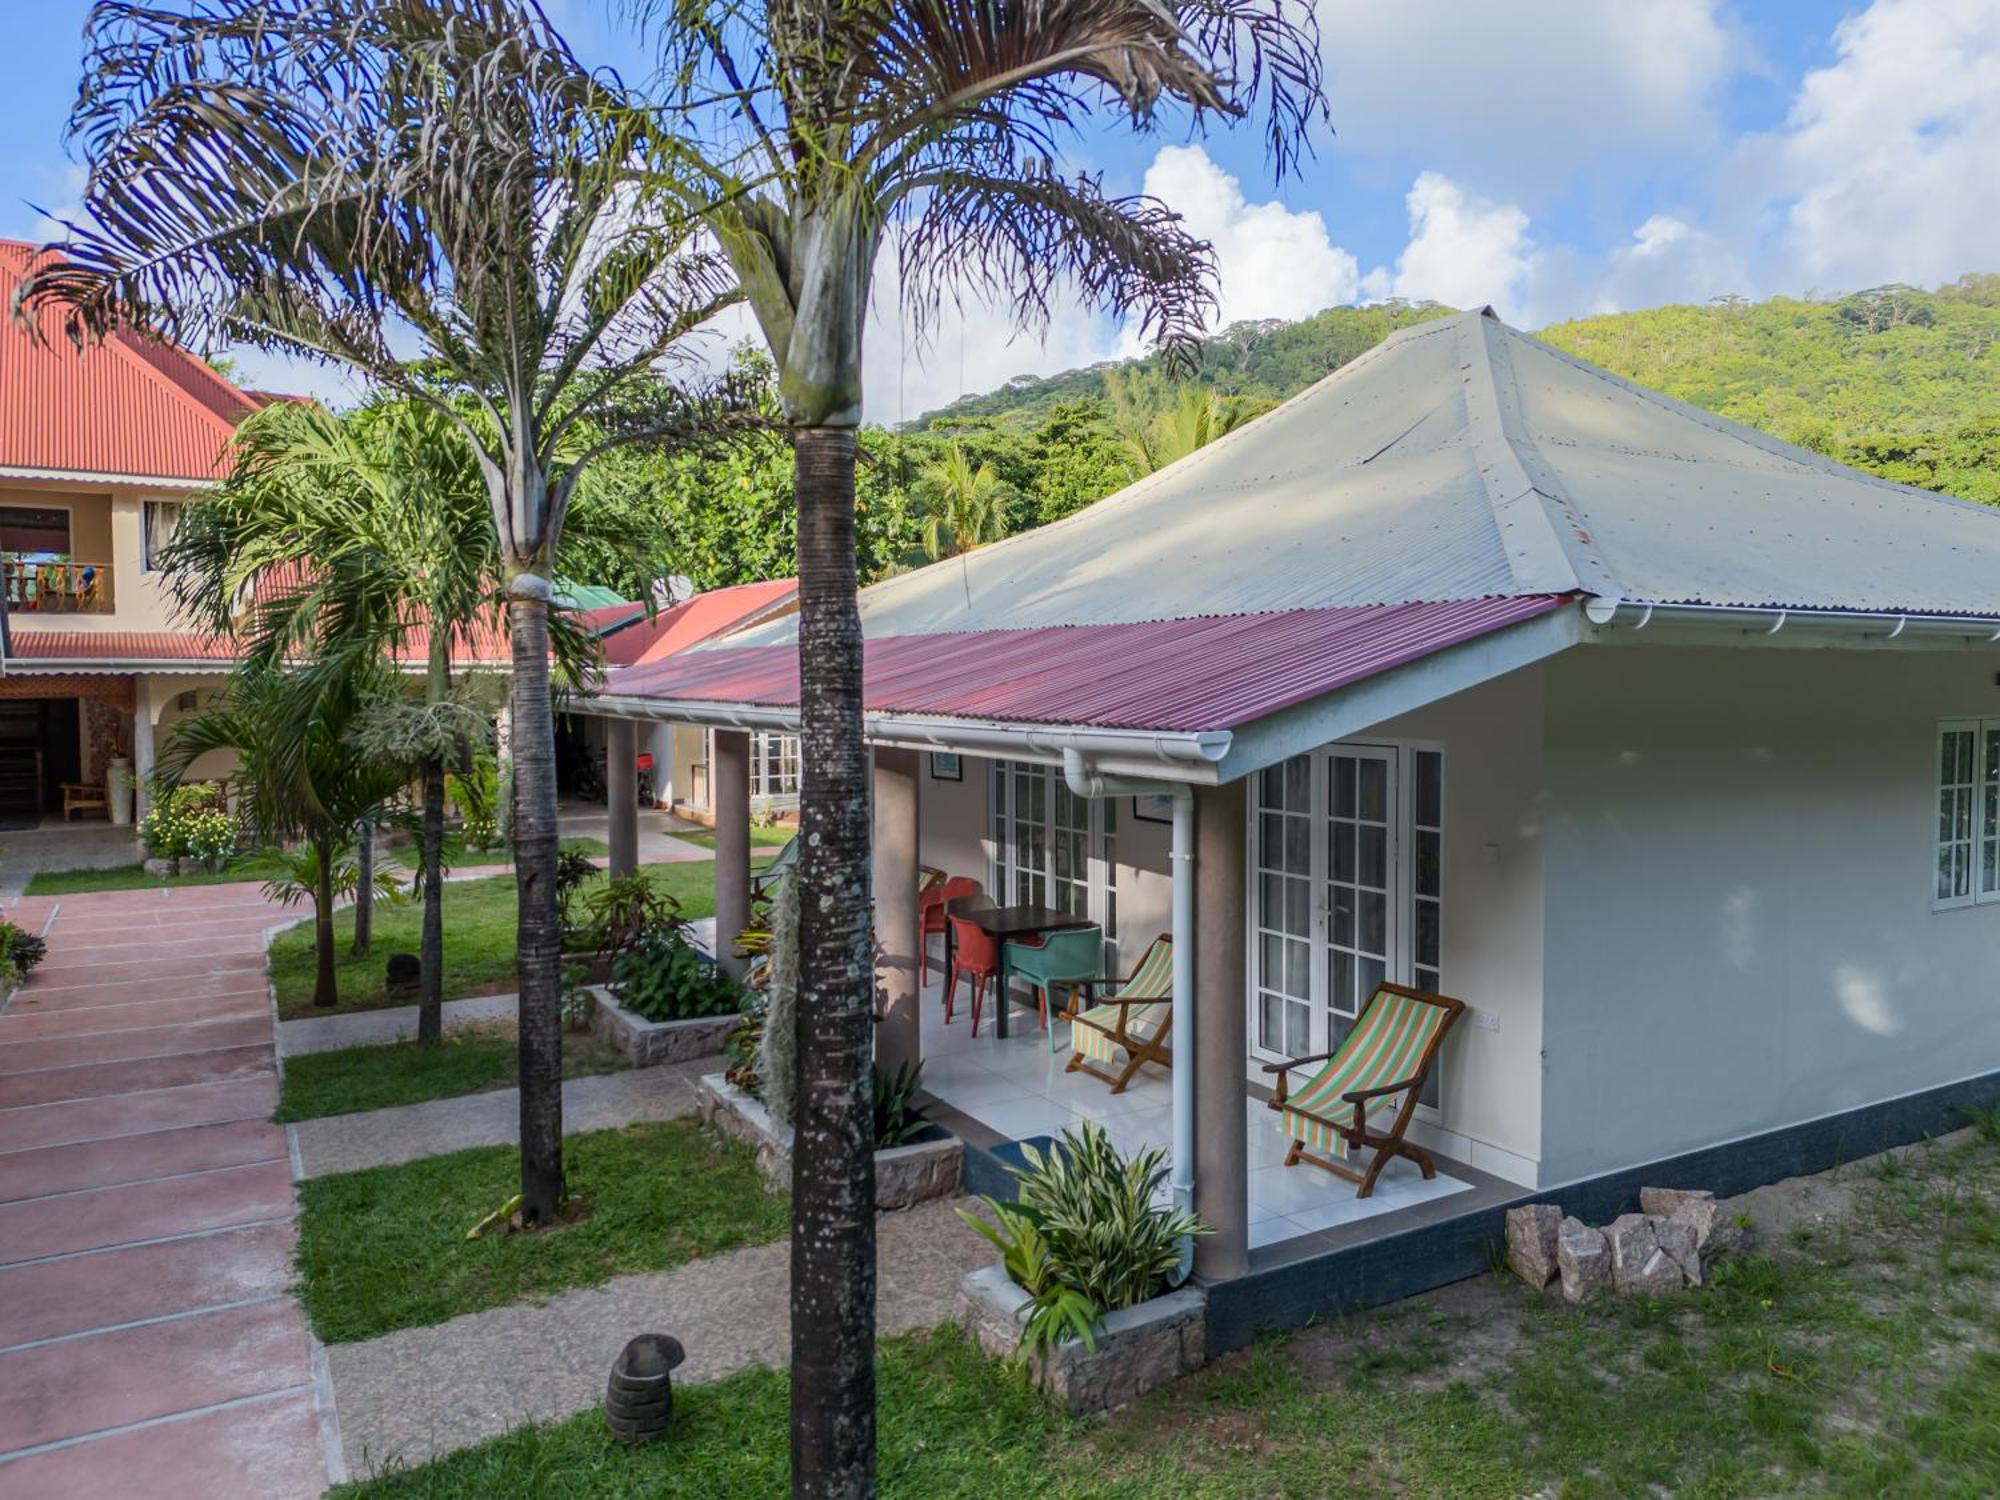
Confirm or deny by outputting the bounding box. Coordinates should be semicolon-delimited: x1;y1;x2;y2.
987;758;1120;967
1935;718;2000;911
749;730;801;802
1244;739;1446;1116
140;499;183;573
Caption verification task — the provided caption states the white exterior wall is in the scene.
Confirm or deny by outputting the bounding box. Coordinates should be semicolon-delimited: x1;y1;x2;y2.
1367;665;1548;1182
1538;644;2000;1185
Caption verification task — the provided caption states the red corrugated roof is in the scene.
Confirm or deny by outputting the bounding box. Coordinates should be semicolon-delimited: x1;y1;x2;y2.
8;630;238;662
0;239;266;482
600;579;797;667
602;595;1568;733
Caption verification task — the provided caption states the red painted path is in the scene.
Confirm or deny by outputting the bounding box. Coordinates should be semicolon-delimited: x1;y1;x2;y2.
0;884;327;1498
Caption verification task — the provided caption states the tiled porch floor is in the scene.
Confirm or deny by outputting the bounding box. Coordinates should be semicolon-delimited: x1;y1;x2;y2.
915;977;1474;1249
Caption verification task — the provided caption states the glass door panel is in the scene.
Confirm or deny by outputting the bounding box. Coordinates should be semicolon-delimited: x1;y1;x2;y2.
1252;756;1313;1058
1326;748;1395;1049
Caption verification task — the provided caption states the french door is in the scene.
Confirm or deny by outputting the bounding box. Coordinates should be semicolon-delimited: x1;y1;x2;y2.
1248;743;1444;1105
990;759;1120;967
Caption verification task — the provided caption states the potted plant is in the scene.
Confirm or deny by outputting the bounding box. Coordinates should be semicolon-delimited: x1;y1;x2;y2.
589;898;746;1065
959;1122;1208;1414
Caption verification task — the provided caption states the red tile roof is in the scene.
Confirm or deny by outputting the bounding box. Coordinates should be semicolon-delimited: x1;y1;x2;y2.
0;239;268;482
599;579;797;667
601;595;1568;733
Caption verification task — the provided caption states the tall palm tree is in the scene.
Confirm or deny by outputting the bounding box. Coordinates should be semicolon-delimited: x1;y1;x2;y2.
626;3;1326;1490
162;663;407;1008
19;0;749;1226
916;442;1007;560
163;397;640;1046
1104;366;1264;476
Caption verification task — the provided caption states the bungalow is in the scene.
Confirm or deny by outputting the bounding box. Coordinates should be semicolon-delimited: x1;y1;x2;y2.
585;308;2000;1342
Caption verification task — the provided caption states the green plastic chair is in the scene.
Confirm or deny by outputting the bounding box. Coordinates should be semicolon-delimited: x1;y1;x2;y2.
1002;924;1104;1052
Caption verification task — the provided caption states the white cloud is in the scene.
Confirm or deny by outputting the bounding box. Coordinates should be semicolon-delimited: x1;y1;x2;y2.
1138;145;1362;328
1379;172;1539;321
1316;0;1741;199
1591;213;1749;314
1768;0;2000;292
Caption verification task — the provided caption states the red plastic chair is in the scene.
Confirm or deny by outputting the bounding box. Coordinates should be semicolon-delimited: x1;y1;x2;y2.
920;875;980;985
946;914;1003;1036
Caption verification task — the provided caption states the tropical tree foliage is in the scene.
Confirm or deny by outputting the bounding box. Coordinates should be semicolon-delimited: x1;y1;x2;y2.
914;443;1009;560
160;664;406;1008
21;0;751;1226
622;0;1325;1489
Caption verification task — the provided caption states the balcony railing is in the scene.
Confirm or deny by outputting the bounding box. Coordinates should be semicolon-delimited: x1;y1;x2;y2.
3;559;114;614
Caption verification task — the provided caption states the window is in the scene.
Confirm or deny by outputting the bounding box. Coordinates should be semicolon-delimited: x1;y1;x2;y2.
990;758;1119;964
1936;719;2000;909
1248;742;1446;1109
141;502;182;572
0;505;70;556
750;731;800;800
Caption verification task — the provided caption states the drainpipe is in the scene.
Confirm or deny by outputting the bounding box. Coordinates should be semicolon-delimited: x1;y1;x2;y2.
1062;749;1198;1281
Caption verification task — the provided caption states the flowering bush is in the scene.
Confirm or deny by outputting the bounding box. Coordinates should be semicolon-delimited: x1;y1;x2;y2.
140;783;228;859
183;809;237;864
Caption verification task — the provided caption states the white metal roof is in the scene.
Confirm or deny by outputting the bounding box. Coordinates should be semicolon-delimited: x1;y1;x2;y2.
736;308;2000;643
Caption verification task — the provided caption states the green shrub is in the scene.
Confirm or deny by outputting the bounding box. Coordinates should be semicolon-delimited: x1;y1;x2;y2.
873;1060;929;1147
0;922;46;976
960;1120;1205;1357
448;754;503;851
610;924;743;1022
139;782;228;859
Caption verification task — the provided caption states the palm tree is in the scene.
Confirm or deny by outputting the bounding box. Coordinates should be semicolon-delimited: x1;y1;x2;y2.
165;396;646;1048
20;0;750;1226
626;3;1325;1490
162;663;406;1008
1104;367;1265;476
916;443;1008;560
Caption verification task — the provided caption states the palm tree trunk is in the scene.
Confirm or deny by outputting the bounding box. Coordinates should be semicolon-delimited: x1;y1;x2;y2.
313;836;339;1009
418;758;447;1046
787;426;877;1500
353;817;375;955
509;581;565;1225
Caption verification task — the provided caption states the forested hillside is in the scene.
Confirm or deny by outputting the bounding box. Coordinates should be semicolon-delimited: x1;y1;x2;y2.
630;278;2000;596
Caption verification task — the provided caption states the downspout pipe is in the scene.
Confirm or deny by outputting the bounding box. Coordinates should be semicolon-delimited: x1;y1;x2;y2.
1062;749;1198;1282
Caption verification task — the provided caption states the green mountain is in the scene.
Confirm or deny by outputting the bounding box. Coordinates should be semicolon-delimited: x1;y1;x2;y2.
917;277;2000;506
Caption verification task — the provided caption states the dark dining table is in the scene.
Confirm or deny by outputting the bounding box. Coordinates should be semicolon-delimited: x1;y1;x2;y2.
945;901;1098;1040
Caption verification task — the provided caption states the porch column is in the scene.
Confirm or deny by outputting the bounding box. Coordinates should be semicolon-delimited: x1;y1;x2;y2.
131;678;156;821
712;728;751;980
872;746;921;1074
1193;779;1250;1281
605;716;638;878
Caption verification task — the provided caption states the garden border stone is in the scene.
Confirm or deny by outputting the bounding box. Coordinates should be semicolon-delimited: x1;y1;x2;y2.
958;1263;1207;1415
696;1072;962;1210
590;986;739;1067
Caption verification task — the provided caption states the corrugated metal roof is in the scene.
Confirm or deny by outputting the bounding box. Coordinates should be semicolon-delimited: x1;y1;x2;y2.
605;596;1565;733
0;240;262;483
8;622;518;669
606;579;797;667
719;307;2000;651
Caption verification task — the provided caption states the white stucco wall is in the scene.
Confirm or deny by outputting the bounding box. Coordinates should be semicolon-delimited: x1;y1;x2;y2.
1538;644;2000;1185
1367;665;1548;1181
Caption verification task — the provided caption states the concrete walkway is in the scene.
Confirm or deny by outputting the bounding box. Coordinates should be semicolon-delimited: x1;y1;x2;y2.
329;1197;992;1476
0;883;328;1497
292;1062;714;1178
279;992;521;1056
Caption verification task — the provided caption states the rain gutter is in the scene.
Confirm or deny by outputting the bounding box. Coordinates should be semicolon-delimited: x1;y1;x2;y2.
585;692;1235;782
1582;599;2000;642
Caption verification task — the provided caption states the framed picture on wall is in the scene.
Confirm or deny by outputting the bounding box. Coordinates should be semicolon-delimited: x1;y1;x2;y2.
1132;792;1173;825
929;751;963;782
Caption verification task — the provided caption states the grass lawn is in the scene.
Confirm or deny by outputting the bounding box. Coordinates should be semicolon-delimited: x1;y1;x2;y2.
24;846;292;895
270;860;748;1020
338;1116;2000;1497
296;1120;788;1344
673;826;794;850
274;1024;628;1123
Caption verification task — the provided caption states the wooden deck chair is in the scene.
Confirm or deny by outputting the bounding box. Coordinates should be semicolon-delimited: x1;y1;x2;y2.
1058;933;1174;1094
1262;982;1465;1199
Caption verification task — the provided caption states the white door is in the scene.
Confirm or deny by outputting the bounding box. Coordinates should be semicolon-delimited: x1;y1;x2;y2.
989;759;1121;968
1248;743;1442;1101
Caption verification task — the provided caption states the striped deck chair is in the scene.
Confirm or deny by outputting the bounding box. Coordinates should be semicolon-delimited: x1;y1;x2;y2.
1058;934;1173;1094
1263;982;1465;1198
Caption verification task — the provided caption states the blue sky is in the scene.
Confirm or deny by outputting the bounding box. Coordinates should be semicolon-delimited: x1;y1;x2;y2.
2;1;1994;419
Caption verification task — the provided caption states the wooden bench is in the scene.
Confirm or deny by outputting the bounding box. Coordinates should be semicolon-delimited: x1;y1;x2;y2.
61;781;108;820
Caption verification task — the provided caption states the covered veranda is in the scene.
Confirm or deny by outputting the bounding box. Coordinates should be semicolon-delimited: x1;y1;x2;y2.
582;589;1568;1280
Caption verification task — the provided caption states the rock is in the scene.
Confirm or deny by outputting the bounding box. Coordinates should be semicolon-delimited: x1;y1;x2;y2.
1671;1197;1748;1261
142;858;176;878
1505;1203;1563;1288
1606;1213;1683;1296
1556;1216;1609;1304
1640;1185;1713;1218
1651;1213;1703;1286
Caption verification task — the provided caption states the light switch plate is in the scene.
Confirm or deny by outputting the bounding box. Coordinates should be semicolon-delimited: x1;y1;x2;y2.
1470;1006;1500;1033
